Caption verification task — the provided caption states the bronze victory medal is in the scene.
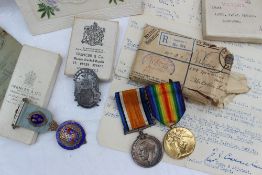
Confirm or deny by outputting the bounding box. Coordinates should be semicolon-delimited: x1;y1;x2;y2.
163;127;196;159
131;132;163;168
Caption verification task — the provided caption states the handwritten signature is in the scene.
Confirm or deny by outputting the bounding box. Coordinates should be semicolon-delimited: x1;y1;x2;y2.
204;148;262;174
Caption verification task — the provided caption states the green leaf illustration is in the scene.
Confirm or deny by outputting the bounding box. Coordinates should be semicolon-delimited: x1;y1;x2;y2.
37;3;56;19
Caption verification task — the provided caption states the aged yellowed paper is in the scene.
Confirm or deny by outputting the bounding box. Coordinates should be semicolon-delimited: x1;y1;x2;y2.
130;25;249;107
98;15;262;175
0;28;22;108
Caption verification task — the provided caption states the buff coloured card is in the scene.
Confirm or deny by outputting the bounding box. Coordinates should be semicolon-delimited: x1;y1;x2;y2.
65;18;118;80
202;0;262;43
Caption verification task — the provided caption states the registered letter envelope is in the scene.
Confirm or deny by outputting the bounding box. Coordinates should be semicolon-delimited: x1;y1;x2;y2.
130;25;249;107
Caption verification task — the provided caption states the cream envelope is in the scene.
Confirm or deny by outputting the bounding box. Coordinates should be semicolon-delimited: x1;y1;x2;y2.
202;0;262;43
15;0;143;35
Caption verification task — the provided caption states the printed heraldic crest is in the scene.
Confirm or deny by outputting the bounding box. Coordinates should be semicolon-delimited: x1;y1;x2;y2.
81;22;105;46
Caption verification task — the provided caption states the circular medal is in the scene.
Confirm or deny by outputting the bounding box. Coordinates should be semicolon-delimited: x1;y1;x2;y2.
56;121;86;150
163;127;195;159
131;132;163;168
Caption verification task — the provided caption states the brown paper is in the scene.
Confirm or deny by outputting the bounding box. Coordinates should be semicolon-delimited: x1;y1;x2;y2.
129;25;249;107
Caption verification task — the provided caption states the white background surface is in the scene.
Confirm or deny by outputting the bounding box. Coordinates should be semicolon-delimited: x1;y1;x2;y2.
0;1;207;175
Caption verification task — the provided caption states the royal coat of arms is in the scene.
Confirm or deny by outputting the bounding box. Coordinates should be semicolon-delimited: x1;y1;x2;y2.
81;22;105;46
23;71;37;87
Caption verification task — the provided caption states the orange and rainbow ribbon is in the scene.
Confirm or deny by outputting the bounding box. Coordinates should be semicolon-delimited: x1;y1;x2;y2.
115;88;155;134
145;81;185;126
115;81;185;133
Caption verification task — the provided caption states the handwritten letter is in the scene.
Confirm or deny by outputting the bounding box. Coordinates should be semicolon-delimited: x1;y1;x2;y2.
98;14;262;175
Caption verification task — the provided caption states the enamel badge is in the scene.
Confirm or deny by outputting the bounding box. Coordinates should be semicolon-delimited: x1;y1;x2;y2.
56;120;86;150
12;98;58;133
13;98;86;150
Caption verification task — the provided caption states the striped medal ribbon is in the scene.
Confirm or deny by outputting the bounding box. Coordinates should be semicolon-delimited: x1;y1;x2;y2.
115;88;163;168
115;88;154;134
144;81;186;127
145;81;196;160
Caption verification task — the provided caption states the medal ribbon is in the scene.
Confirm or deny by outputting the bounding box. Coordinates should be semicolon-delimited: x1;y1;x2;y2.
115;88;155;134
145;81;186;127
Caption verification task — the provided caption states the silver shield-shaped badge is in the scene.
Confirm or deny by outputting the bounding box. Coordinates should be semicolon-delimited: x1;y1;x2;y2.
74;68;101;108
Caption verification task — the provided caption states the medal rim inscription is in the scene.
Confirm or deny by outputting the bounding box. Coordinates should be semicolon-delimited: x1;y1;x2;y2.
56;120;86;150
163;127;196;159
131;133;163;168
